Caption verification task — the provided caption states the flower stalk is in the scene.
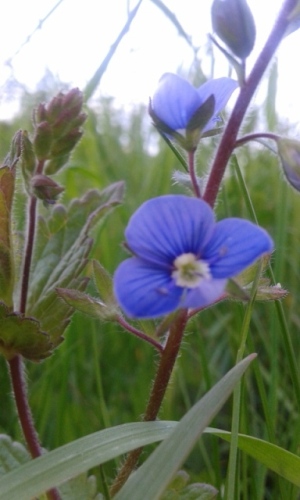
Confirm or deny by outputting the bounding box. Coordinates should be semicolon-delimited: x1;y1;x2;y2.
204;0;297;208
110;309;188;496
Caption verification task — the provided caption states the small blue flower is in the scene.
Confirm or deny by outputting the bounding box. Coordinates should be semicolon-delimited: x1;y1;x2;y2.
150;73;238;136
113;195;273;319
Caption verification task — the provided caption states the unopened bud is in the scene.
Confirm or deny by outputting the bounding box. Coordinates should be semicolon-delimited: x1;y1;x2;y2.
31;174;64;204
211;0;256;59
255;283;288;302
20;131;36;187
277;137;300;191
2;130;22;170
33;121;53;160
50;128;83;158
33;103;47;125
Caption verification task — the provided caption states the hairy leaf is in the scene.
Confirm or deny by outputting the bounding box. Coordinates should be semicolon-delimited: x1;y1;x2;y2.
26;182;124;347
56;288;118;321
0;167;15;306
0;302;52;360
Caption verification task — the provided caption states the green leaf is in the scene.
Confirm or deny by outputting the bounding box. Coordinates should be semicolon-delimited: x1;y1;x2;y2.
26;182;124;347
205;428;300;487
234;254;270;287
56;288;118;321
0;302;53;361
0;167;15;306
160;470;218;500
59;473;102;500
0;435;101;500
92;259;116;307
0;421;176;500
0;435;30;477
116;354;255;500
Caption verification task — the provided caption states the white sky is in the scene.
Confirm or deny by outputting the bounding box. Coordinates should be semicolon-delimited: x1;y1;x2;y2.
0;0;299;127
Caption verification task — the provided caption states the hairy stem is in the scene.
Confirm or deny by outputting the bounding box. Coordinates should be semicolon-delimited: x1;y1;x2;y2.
234;132;279;148
110;309;188;496
188;150;201;198
19;160;44;314
9;159;60;500
117;316;163;353
204;0;297;208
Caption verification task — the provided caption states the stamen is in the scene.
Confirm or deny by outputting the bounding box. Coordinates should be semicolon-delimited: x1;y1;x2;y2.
172;253;211;288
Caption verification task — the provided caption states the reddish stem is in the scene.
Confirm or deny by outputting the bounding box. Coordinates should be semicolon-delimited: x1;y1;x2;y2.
117;316;163;353
203;0;297;208
188;150;201;198
9;158;61;500
9;356;42;458
234;132;279;148
19;160;44;314
110;310;188;496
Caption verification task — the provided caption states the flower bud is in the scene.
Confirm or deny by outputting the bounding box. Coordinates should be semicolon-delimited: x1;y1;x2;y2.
211;0;256;59
255;283;288;302
20;131;36;188
2;130;22;170
32;88;87;174
277;138;300;191
31;174;64;204
33;102;47;124
33;121;53;160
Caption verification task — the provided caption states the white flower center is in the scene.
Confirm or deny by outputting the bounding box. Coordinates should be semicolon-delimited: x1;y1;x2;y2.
172;253;211;288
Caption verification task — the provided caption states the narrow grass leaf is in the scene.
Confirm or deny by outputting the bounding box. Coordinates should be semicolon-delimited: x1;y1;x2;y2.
116;354;256;500
0;422;176;500
206;428;300;487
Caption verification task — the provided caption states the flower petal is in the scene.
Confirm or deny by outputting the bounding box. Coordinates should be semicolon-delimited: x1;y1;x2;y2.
197;78;238;132
113;257;182;318
152;73;201;130
180;278;227;309
125;195;215;266
204;218;274;279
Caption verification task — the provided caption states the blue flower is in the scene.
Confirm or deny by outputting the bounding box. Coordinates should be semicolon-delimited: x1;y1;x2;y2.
150;73;238;140
113;195;273;319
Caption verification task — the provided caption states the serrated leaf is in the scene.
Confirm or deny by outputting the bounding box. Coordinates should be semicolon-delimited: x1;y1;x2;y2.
116;355;255;500
0;302;53;360
26;182;124;347
56;288;118;321
0;435;30;477
0;167;15;306
0;421;176;500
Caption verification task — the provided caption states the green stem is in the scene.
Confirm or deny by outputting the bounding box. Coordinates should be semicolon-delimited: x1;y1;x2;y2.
110;309;188;496
204;0;297;208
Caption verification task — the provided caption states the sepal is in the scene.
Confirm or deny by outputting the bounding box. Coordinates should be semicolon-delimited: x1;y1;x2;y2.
57;288;119;321
31;174;64;204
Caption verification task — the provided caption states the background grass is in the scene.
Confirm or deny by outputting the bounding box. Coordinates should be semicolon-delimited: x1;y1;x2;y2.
1;45;300;500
